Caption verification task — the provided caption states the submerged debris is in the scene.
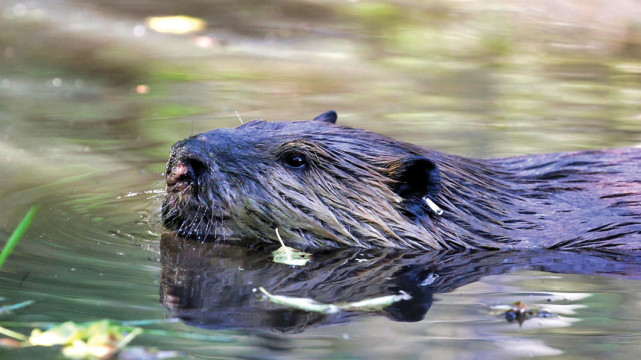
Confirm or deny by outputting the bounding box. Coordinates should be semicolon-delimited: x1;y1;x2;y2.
258;287;411;314
490;301;555;325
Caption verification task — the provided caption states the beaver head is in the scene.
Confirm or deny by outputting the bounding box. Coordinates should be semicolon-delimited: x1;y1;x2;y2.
162;111;450;249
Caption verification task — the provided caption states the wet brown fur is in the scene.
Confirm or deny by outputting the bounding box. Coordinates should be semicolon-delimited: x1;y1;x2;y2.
162;116;641;251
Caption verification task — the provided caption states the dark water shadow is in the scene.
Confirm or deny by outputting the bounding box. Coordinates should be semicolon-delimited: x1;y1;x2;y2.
159;234;641;333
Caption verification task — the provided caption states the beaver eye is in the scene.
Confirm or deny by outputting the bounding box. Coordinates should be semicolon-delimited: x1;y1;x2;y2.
284;153;307;169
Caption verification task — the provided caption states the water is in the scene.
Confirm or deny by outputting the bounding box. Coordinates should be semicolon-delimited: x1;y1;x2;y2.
1;0;641;358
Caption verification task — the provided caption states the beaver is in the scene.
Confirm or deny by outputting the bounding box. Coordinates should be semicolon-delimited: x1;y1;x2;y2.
162;111;641;251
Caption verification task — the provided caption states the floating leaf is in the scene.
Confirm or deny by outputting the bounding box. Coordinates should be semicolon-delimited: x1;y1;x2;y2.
29;321;83;346
1;317;218;358
62;339;114;359
146;16;206;35
259;287;411;314
28;319;143;359
271;229;311;266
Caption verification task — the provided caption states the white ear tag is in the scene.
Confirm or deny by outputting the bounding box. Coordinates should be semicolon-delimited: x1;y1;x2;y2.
423;196;443;216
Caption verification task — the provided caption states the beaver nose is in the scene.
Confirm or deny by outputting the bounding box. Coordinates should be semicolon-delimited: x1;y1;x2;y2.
167;138;209;187
166;158;207;186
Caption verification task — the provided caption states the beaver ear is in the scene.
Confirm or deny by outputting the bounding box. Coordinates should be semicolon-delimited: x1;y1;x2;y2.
389;156;442;217
313;110;337;124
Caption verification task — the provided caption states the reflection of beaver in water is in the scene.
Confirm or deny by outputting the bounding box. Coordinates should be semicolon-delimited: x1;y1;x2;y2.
162;111;641;250
159;235;641;332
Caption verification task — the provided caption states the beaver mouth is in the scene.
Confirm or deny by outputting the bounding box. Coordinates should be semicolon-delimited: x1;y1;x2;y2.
162;190;233;239
163;157;235;239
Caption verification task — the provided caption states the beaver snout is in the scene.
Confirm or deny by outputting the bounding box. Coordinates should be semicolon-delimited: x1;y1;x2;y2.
166;139;211;193
166;158;206;188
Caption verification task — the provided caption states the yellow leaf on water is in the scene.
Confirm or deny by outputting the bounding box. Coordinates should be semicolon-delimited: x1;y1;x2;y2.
27;319;143;359
29;322;82;346
62;339;115;359
272;229;311;266
146;16;206;35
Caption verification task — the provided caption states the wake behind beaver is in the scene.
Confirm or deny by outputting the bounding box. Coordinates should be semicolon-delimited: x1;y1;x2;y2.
162;111;641;251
